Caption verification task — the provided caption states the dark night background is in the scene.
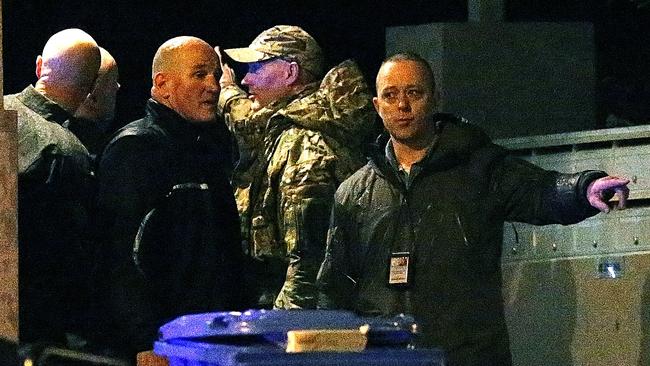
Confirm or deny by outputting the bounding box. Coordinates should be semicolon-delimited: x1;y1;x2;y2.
3;0;650;132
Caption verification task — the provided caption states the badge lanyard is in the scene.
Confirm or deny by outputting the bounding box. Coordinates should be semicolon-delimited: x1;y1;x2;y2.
387;191;416;289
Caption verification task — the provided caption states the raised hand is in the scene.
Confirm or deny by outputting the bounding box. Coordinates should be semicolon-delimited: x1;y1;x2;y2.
215;46;237;88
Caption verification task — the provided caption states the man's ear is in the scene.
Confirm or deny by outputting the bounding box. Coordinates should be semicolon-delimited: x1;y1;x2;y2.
153;72;170;98
372;96;380;112
35;56;43;79
286;62;300;85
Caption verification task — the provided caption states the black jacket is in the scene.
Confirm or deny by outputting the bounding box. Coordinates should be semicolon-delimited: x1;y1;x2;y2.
94;100;246;355
317;116;605;366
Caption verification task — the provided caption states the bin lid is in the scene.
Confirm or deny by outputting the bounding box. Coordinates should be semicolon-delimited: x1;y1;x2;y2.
158;309;417;344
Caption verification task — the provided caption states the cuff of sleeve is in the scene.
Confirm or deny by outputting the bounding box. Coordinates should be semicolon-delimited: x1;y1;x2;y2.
577;170;609;207
218;84;248;115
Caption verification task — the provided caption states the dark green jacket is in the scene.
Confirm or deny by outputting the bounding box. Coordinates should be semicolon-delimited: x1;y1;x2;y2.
5;85;94;344
317;116;604;366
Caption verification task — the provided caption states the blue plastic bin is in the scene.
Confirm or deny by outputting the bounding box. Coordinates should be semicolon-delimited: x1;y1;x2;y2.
154;309;446;366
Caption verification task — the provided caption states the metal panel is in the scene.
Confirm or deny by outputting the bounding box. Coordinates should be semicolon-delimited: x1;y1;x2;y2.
503;253;650;366
499;126;650;365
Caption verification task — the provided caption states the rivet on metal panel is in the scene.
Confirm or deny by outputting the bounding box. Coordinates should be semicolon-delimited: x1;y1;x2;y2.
634;236;639;245
632;175;638;184
511;247;517;255
552;243;558;251
592;240;598;248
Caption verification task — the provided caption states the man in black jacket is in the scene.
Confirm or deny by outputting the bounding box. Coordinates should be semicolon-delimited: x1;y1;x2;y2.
4;28;101;346
317;53;629;366
72;46;120;156
94;36;246;360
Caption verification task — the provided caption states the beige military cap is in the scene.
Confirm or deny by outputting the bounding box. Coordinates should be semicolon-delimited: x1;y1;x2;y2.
225;25;324;78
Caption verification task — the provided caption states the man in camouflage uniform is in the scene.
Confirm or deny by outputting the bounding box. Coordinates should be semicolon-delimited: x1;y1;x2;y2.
218;25;375;308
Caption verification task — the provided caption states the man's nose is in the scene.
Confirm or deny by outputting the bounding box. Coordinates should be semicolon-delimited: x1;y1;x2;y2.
206;74;219;93
397;93;411;110
242;73;252;86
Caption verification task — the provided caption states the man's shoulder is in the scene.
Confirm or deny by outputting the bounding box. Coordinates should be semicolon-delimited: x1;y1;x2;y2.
3;92;22;109
336;162;374;193
5;90;53;130
108;116;166;145
3;87;31;110
438;114;491;140
278;60;375;147
5;88;78;144
434;114;500;158
10;97;89;174
100;117;170;163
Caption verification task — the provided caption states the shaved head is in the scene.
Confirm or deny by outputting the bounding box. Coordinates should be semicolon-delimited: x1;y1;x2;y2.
98;47;118;77
151;36;215;79
150;36;221;123
377;52;435;94
35;28;101;113
74;47;120;125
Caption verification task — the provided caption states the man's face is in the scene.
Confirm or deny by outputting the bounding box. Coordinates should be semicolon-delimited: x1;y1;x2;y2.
94;65;120;123
373;60;437;147
72;61;119;132
165;43;220;123
242;58;294;111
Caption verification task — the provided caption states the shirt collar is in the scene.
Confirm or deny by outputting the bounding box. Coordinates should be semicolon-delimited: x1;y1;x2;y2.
385;139;402;173
384;138;438;173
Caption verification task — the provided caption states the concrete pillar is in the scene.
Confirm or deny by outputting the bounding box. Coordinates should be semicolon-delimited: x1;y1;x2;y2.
0;0;20;344
386;21;596;138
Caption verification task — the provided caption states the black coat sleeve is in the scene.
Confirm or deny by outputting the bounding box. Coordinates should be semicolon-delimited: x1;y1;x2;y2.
491;152;605;225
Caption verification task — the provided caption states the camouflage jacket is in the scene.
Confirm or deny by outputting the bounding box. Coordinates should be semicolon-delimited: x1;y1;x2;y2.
218;60;375;309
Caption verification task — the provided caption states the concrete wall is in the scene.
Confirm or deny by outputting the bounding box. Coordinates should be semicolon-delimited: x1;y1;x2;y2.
386;22;597;139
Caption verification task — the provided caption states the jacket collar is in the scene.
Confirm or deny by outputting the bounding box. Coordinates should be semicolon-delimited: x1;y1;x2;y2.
145;99;214;146
369;113;489;181
16;85;71;127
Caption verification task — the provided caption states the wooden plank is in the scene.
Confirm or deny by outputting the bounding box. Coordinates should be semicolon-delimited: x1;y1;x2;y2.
0;111;18;343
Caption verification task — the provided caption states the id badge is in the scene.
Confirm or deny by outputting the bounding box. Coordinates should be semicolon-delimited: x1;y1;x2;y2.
388;252;411;287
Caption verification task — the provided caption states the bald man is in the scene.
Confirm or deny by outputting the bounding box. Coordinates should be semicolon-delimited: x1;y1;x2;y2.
3;28;101;345
73;47;120;155
94;36;247;359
